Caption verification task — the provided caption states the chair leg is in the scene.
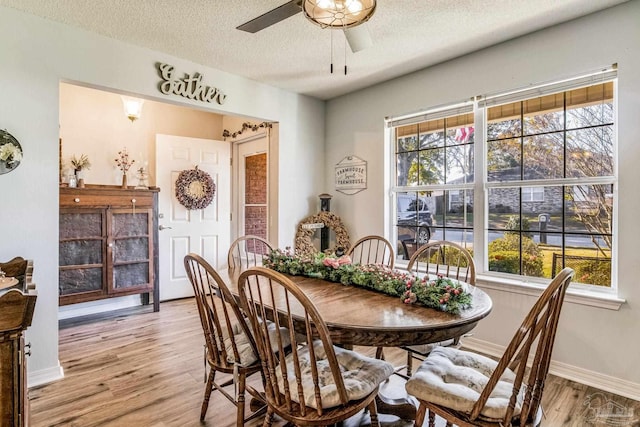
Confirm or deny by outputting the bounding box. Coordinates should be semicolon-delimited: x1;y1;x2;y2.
368;399;380;427
263;407;274;427
415;403;427;427
200;368;216;421
236;373;247;427
406;350;413;377
375;346;385;360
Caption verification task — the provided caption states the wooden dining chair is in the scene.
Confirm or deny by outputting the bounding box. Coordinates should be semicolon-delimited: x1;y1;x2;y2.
402;240;476;376
184;253;279;426
237;266;395;427
347;235;395;269
406;267;575;427
227;235;273;269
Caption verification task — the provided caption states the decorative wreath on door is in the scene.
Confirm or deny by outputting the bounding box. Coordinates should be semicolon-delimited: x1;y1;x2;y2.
175;167;215;210
295;211;351;260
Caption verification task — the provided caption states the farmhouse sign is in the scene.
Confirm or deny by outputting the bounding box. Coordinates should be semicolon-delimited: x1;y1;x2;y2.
335;155;367;195
157;63;227;105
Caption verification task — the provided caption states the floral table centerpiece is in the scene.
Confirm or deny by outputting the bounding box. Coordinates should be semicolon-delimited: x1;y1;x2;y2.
263;248;473;314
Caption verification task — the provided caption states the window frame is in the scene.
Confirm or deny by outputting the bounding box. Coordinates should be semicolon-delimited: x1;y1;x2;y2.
387;102;476;256
385;68;618;297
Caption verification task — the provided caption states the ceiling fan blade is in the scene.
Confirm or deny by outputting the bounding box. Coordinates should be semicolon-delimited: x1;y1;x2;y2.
237;0;303;33
344;24;373;52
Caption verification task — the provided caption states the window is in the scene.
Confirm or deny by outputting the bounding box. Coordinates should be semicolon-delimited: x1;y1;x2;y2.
522;187;544;202
388;69;616;289
391;106;475;261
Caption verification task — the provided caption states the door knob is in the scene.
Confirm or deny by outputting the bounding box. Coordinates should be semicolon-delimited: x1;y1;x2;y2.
159;225;172;230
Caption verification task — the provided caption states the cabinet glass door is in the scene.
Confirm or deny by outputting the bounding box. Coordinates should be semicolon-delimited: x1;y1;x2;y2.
59;209;106;297
110;208;153;293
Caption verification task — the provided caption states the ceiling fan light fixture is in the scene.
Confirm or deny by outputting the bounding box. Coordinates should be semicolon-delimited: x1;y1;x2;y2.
303;0;376;29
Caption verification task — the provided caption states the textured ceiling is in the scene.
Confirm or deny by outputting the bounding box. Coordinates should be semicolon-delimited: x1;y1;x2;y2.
0;0;629;100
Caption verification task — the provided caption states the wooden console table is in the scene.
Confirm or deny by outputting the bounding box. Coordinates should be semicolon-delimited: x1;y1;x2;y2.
0;258;36;427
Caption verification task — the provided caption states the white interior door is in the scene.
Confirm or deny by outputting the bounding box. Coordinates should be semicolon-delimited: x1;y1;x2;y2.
156;134;230;301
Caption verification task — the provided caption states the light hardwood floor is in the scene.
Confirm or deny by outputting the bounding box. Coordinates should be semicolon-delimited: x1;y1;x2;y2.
30;299;639;427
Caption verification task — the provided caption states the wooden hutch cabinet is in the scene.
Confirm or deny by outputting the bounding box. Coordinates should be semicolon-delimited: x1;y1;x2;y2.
59;186;160;311
0;258;36;427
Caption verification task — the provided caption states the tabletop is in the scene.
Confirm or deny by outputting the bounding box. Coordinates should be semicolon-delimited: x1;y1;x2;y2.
226;267;493;348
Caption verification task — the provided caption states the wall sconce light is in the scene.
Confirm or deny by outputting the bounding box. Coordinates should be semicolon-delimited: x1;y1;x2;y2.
121;96;144;123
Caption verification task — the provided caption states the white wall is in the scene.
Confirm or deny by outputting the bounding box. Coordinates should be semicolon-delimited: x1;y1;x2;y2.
325;0;640;392
60;83;225;186
0;6;324;384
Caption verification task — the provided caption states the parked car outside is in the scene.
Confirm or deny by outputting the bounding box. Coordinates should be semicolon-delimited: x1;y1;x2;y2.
397;193;434;244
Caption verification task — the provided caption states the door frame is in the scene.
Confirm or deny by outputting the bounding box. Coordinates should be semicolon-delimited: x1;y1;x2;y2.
231;130;271;243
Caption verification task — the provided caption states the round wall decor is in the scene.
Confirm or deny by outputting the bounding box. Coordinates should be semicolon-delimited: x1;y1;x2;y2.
295;211;351;260
175;167;215;210
0;129;23;175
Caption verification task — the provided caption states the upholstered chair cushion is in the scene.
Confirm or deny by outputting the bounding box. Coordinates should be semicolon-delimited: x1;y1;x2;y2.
405;346;522;421
276;341;395;409
223;320;291;367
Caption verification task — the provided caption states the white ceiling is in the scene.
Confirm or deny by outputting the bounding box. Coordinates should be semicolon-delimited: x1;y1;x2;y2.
0;0;629;100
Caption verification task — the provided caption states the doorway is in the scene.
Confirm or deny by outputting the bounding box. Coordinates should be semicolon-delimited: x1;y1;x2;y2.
58;82;277;315
234;135;269;243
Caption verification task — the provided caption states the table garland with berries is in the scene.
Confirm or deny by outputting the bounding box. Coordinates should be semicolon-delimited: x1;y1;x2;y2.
263;248;473;314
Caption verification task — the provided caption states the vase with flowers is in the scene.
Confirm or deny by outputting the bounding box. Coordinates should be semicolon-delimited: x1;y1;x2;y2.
70;154;91;188
115;148;135;188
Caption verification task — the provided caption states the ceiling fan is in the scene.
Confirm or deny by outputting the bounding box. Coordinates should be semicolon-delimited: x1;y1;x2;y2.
236;0;376;53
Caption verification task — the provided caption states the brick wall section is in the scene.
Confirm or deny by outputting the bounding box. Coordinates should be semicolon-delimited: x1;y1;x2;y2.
244;153;267;240
245;206;267;242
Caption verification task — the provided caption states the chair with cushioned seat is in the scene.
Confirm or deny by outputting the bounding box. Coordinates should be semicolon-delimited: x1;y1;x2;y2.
403;240;476;376
184;253;289;426
238;266;395;427
348;235;396;360
227;235;273;270
405;267;575;427
347;235;395;269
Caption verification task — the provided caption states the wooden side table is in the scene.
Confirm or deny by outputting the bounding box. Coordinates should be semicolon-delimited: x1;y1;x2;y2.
0;259;36;427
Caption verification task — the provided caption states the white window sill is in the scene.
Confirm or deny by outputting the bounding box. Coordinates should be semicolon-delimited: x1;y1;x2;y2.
476;274;625;311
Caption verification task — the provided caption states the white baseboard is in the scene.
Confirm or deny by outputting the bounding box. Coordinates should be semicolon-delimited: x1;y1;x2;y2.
28;362;64;388
463;337;640;401
58;295;141;320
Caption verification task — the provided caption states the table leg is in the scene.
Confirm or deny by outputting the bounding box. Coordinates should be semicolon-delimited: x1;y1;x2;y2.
375;371;418;421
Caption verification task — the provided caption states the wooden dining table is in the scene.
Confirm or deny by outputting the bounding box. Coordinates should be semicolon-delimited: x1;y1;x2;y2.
226;267;492;348
225;266;493;421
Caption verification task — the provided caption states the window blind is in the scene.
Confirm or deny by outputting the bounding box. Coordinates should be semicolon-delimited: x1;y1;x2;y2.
478;68;617;109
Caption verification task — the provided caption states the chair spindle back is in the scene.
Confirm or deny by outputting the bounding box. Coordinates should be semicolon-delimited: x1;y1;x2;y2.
228;235;273;270
470;267;574;425
407;240;476;285
347;235;395;269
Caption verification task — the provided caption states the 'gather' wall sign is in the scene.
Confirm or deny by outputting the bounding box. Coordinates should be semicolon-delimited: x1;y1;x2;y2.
157;63;227;105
